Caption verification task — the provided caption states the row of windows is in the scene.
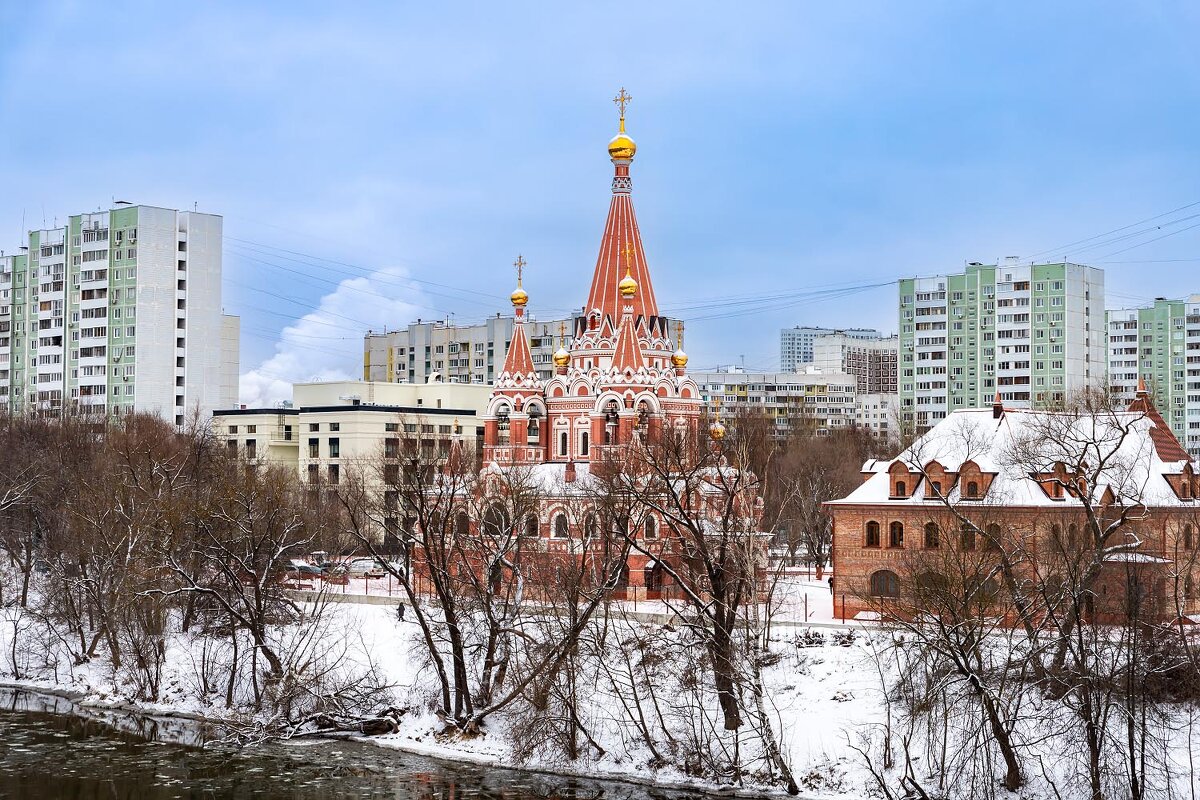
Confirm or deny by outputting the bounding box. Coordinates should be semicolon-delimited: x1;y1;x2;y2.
863;520;1001;550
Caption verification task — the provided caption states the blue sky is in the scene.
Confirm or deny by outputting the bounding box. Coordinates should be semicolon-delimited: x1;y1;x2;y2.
2;2;1200;403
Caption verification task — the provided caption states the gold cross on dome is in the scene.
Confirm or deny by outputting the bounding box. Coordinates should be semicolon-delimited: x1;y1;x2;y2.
514;254;526;286
622;241;635;275
613;87;632;119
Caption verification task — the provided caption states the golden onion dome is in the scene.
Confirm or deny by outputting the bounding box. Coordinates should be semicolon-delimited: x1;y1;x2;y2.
709;419;726;441
510;286;528;307
553;346;570;368
608;117;636;160
618;268;638;298
671;347;689;368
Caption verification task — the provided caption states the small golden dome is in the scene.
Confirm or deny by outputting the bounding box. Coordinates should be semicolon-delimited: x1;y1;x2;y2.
671;347;688;368
618;267;638;298
553;346;570;368
608;117;636;160
510;286;528;307
709;419;726;441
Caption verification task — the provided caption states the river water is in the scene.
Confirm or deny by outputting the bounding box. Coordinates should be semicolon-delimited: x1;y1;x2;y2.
0;689;692;800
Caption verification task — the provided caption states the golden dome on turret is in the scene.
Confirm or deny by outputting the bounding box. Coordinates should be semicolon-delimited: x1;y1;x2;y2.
608;123;637;160
671;347;689;369
709;419;726;441
553;345;570;368
618;265;638;298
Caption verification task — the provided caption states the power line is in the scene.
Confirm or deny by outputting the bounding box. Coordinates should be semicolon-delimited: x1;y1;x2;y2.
1026;199;1200;260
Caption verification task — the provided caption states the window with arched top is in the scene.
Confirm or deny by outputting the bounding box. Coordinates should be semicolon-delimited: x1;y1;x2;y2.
960;523;976;551
865;521;881;548
526;405;542;443
924;522;940;549
496;405;511;443
986;523;1002;550
1068;524;1079;548
523;514;539;538
584;512;598;538
455;511;470;537
931;481;942;497
554;513;569;539
644;516;657;539
889;521;904;548
870;570;900;598
1186;576;1195;600
580;431;590;456
559;431;569;457
1185;525;1194;551
895;480;907;498
966;481;979;499
483;505;509;538
1183;482;1192;499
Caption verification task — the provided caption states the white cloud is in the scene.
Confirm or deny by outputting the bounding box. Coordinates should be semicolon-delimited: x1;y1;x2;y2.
239;265;427;407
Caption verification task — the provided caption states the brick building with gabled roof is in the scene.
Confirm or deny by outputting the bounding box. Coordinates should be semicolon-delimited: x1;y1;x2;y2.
828;384;1200;620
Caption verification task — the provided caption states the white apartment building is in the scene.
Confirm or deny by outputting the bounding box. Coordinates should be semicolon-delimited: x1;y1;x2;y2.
780;326;882;372
364;314;681;386
0;205;238;425
898;261;1105;432
692;367;874;439
214;379;492;544
812;333;899;394
214;378;493;475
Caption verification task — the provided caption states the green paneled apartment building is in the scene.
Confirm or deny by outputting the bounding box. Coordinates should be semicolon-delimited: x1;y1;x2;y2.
0;205;238;425
1107;297;1200;457
898;260;1106;433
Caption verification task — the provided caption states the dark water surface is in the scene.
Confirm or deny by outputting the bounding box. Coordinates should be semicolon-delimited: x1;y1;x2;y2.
0;690;691;800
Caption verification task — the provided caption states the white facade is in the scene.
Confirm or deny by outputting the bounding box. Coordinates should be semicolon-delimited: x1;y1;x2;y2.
691;367;889;438
213;379;493;484
780;326;882;372
812;334;898;394
364;314;681;386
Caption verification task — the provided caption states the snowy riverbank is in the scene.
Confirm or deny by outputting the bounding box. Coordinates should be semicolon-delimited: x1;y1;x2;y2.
0;597;883;798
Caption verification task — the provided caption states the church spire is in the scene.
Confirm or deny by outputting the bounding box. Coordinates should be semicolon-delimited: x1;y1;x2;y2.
498;255;537;381
585;88;659;326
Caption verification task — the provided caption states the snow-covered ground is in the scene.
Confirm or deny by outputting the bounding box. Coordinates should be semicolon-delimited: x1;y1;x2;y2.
4;584;1199;799
0;592;882;798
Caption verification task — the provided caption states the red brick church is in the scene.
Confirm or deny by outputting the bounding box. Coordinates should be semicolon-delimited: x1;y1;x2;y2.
473;92;739;600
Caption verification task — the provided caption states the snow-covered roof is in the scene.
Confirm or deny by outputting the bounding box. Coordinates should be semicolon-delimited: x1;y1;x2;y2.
830;402;1198;509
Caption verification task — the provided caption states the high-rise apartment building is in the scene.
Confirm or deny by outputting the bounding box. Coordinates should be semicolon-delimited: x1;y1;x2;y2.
0;205;238;425
692;367;867;438
364;314;680;385
898;261;1105;432
812;333;898;394
780;326;881;372
1107;297;1200;455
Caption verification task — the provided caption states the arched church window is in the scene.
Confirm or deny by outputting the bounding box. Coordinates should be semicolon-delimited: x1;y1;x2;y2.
526;405;542;444
496;404;511;444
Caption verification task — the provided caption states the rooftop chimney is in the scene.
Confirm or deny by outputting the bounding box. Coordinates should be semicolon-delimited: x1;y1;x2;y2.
992;390;1003;420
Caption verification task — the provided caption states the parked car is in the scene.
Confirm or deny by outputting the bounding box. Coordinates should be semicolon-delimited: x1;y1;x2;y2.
345;558;386;579
321;564;350;585
286;560;325;578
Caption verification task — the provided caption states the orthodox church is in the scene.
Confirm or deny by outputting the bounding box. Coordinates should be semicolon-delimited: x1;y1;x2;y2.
474;92;725;599
482;93;708;473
